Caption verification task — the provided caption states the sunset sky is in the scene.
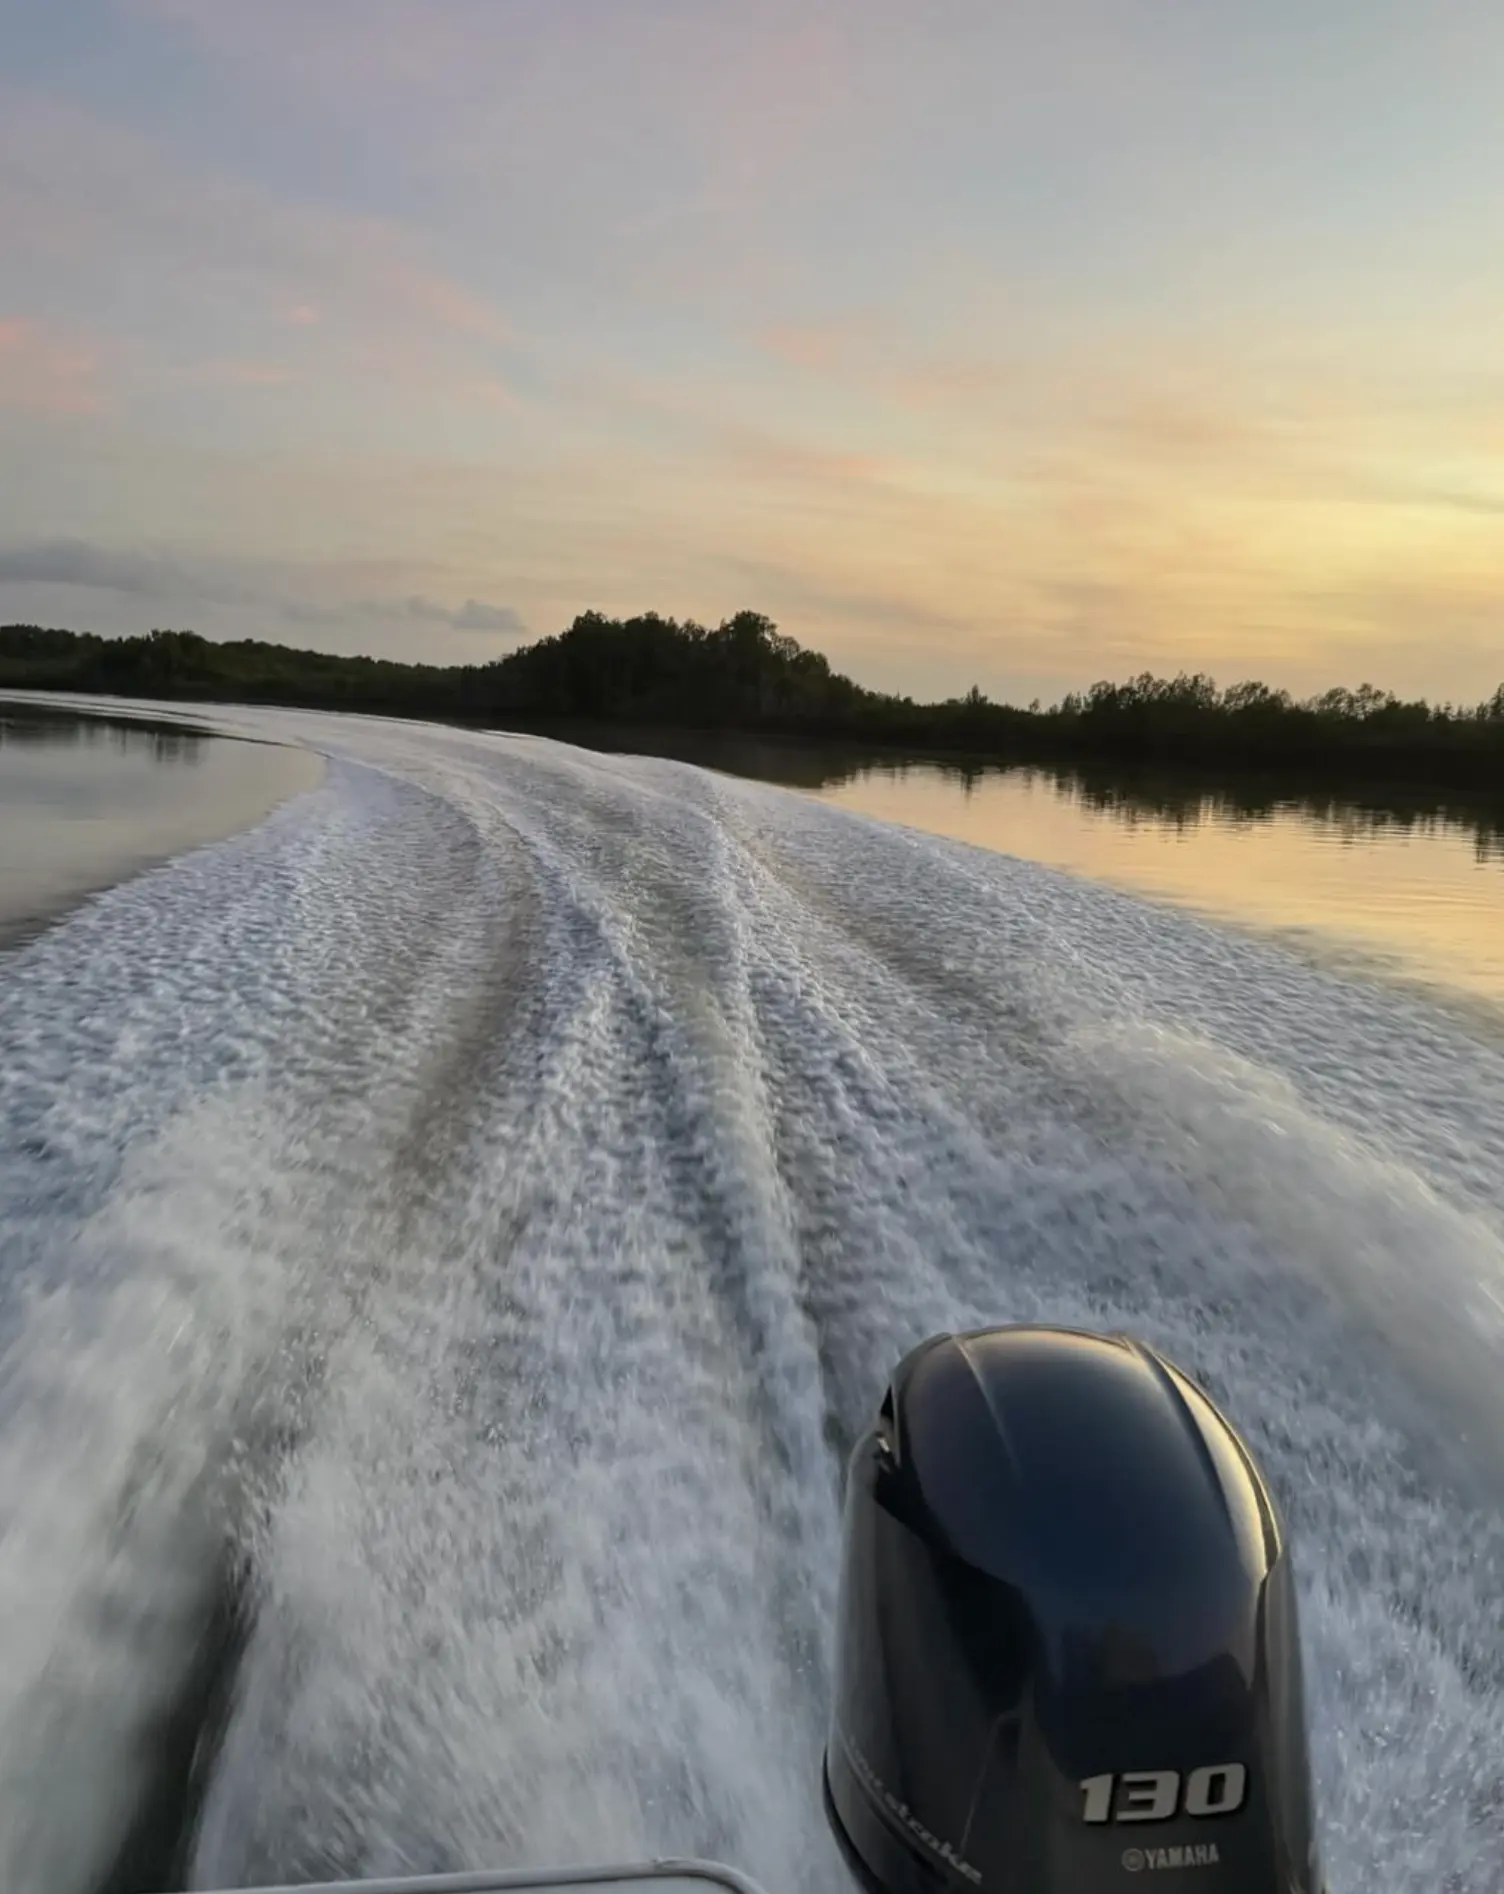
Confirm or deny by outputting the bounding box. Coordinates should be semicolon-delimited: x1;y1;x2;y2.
2;0;1503;704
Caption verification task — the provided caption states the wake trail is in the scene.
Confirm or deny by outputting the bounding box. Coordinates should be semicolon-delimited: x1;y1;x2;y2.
0;713;1498;1894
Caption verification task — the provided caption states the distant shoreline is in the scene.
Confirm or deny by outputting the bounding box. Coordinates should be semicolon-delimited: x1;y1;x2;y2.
5;612;1501;802
5;684;1504;850
5;693;1501;1012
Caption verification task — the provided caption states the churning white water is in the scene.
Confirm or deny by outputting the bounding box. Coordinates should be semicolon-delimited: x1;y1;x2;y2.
0;710;1500;1894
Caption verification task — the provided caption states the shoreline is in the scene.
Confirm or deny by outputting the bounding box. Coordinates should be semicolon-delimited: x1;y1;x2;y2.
4;678;1501;820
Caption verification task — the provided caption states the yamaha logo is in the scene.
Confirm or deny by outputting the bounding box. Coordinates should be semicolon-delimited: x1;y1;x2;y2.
1122;1844;1222;1873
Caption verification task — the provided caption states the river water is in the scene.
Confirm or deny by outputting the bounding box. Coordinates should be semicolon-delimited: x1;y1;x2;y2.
0;704;1500;1894
0;700;324;946
546;728;1504;1015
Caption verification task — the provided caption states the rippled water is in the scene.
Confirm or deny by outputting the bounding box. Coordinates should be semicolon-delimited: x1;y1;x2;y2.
0;709;1501;1894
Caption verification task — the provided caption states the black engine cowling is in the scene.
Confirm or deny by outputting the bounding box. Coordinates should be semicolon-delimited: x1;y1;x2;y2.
823;1326;1322;1894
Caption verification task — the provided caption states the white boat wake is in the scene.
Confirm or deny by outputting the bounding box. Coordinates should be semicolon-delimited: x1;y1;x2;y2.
0;710;1500;1894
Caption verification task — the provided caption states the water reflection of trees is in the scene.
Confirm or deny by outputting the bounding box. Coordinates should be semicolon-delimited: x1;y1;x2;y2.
0;706;206;765
1031;762;1504;862
6;703;1500;865
1057;766;1504;863
601;730;1504;865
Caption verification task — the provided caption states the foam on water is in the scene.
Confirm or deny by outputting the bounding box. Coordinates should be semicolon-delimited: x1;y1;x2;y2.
0;713;1500;1894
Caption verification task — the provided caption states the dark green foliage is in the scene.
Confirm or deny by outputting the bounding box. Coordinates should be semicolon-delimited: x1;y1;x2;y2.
0;623;472;714
481;608;864;724
2;616;1501;793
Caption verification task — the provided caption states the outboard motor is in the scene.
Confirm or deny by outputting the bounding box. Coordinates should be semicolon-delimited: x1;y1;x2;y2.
824;1326;1322;1894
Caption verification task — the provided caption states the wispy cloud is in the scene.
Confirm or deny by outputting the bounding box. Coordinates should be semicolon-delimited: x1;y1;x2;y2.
754;330;1020;414
0;537;526;640
758;326;856;372
1372;482;1504;518
722;557;965;638
0;318;104;414
0;97;509;376
7;6;1504;700
368;595;526;635
722;434;897;491
180;359;293;388
0;538;179;593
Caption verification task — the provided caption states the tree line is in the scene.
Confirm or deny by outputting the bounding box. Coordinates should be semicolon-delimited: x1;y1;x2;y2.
2;611;1502;791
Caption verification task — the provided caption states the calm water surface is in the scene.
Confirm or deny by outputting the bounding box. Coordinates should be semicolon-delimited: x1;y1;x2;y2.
0;701;323;944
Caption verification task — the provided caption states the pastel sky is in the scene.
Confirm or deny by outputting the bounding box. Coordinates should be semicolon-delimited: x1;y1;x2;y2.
3;0;1503;703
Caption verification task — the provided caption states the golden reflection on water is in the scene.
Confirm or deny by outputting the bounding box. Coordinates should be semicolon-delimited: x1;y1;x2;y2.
809;765;1504;1009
